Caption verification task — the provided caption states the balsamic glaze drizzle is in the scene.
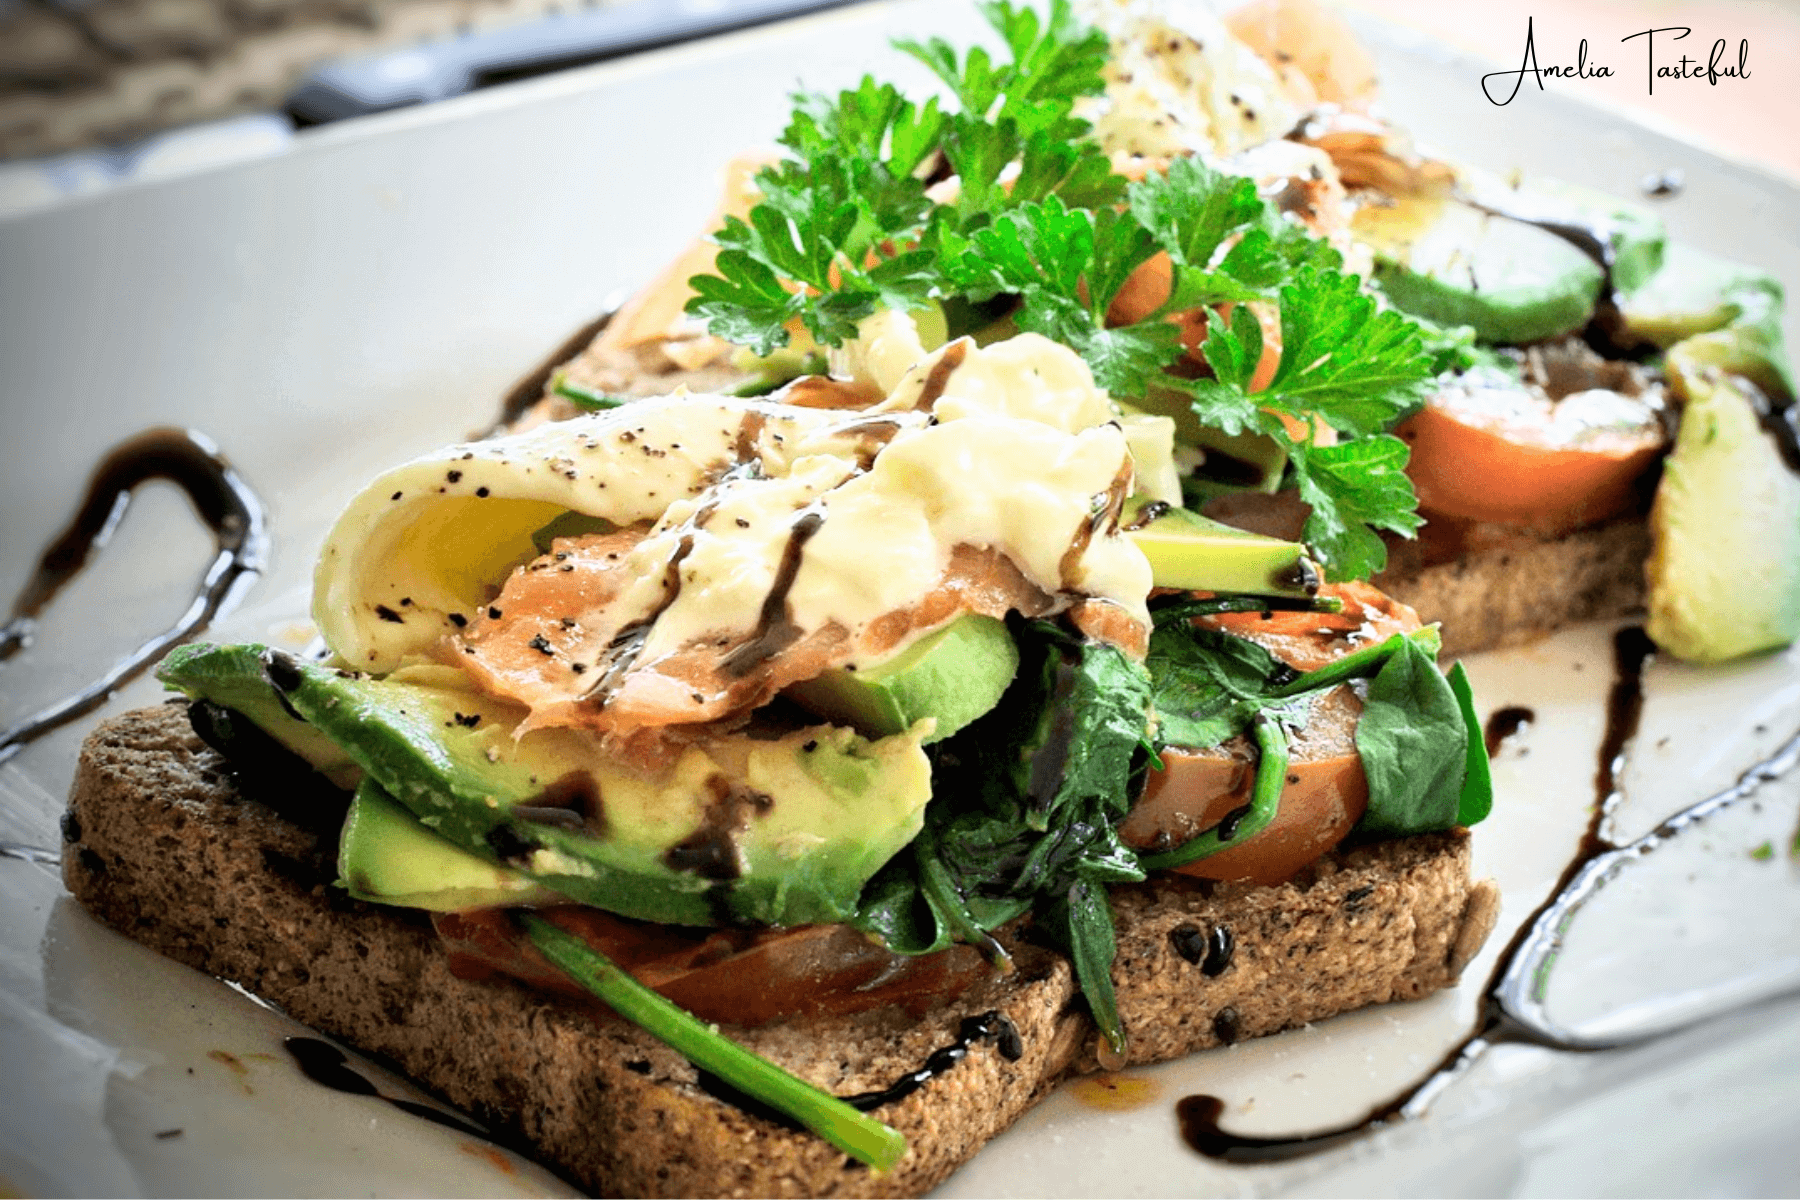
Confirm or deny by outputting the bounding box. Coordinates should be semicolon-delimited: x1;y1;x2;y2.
0;428;267;766
841;1010;1024;1110
690;1010;1023;1134
1177;625;1800;1164
283;1037;493;1140
1482;706;1534;758
1122;500;1171;532
719;507;826;677
1464;193;1619;291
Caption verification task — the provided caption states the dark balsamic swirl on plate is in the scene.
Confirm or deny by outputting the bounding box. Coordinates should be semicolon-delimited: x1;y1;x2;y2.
0;427;267;767
1179;626;1800;1163
283;1037;492;1140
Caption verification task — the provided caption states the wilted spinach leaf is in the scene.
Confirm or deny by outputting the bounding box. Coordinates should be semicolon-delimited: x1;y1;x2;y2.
1146;620;1492;844
1353;634;1472;836
853;619;1151;1056
1145;623;1289;751
1448;662;1494;827
856;612;1494;1062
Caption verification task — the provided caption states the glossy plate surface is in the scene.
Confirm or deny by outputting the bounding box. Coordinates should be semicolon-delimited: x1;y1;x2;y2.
1;2;1798;1194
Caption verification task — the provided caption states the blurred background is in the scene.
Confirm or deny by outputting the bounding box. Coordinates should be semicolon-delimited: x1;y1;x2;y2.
1;0;1796;214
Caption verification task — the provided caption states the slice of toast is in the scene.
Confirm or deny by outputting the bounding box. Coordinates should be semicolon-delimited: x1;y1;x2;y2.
1376;513;1650;659
63;702;1498;1198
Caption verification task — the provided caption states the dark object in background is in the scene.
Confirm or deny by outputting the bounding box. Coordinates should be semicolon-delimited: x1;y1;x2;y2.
285;0;865;124
1640;168;1685;200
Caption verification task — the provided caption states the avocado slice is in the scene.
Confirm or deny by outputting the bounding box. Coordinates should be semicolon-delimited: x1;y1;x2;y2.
1620;243;1787;354
1356;192;1604;344
155;643;360;787
1669;318;1796;404
1645;349;1800;662
785;614;1019;744
1459;171;1666;293
157;644;933;927
339;780;565;910
1124;499;1318;596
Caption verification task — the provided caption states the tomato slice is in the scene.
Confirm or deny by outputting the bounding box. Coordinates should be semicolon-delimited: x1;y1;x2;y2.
1121;583;1422;885
1123;687;1370;886
1399;365;1666;531
435;907;987;1027
1197;579;1422;671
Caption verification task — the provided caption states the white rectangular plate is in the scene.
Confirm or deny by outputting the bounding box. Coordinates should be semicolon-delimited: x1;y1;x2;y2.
1;2;1798;1195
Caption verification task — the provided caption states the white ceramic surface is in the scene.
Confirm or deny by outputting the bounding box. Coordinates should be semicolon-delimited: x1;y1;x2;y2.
1;2;1798;1195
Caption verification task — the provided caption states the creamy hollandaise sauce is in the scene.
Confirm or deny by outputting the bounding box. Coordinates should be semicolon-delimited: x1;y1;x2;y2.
312;334;1162;736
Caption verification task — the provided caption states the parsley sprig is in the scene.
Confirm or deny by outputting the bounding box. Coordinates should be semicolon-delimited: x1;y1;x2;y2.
684;0;1437;578
686;0;1113;355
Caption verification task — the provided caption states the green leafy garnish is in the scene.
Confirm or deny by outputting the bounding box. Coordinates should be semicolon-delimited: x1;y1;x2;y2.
687;0;1111;357
523;914;907;1171
552;374;627;411
1290;435;1424;583
898;0;1108;122
683;0;1438;580
1187;268;1434;578
948;197;1171;395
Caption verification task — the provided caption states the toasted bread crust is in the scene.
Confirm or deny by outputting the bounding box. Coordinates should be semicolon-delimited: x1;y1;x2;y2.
63;703;1496;1198
1376;514;1651;659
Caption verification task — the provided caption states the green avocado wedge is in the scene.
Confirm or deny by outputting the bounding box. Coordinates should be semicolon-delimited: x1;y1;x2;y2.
1644;349;1800;663
157;644;933;927
340;780;566;911
1620;242;1786;351
154;643;360;786
1124;500;1318;596
1357;193;1604;345
784;614;1019;745
1669;317;1796;403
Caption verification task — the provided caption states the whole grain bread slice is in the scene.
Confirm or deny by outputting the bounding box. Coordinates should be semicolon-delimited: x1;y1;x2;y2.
63;702;1498;1198
1375;514;1651;659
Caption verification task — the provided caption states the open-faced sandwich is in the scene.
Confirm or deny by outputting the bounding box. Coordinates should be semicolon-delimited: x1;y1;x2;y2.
57;0;1798;1196
67;329;1499;1193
